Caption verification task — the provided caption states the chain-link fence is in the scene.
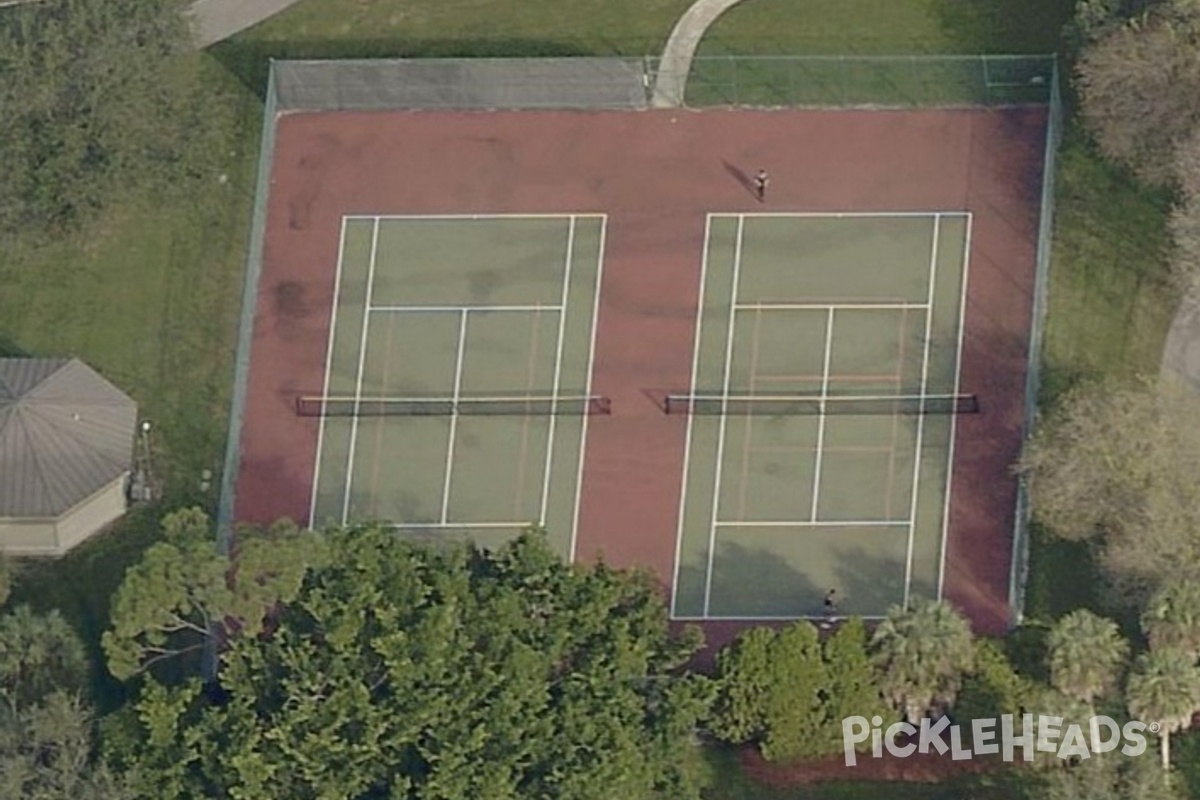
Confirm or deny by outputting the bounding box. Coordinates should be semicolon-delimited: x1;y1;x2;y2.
654;54;1056;108
264;55;1054;112
217;64;279;555
1009;56;1062;626
272;58;653;111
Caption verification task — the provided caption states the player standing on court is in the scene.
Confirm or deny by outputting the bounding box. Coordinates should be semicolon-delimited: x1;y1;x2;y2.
754;168;769;202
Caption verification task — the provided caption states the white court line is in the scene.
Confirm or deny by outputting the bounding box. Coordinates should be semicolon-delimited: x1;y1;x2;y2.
439;310;470;524
388;521;534;530
938;213;973;600
714;519;911;528
308;216;349;529
729;211;966;219
734;302;929;312
369;304;563;314
903;214;941;606
339;217;381;525
538;216;577;525
702;215;745;617
669;214;713;615
569;216;609;562
809;308;836;521
345;213;603;221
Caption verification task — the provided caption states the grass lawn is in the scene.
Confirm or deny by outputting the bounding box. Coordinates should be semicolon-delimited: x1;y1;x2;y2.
0;0;1181;789
211;0;694;90
696;0;1072;55
0;57;261;709
1041;130;1176;401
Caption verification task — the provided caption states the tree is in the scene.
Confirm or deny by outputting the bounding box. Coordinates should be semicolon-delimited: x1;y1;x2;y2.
711;627;776;746
1142;577;1200;662
820;617;893;750
1075;2;1200;186
0;0;238;234
871;599;975;722
0;605;87;707
0;554;11;608
953;639;1038;735
1034;755;1122;800
1046;610;1129;704
106;527;713;800
1064;0;1147;51
102;509;326;680
710;623;825;762
1125;648;1200;770
0;691;133;799
1032;747;1184;800
1026;685;1102;769
1021;378;1200;597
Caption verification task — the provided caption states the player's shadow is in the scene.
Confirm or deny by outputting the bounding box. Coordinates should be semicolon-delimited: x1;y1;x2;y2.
721;159;759;201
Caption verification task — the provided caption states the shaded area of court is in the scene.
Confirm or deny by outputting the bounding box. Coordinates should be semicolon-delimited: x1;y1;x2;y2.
307;216;603;556
673;213;969;619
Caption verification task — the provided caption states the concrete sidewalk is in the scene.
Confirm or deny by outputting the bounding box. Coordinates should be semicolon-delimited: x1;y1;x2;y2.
652;0;747;107
188;0;303;48
1161;296;1200;391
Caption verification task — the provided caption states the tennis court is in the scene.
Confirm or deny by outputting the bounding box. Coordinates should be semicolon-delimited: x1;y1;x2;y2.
671;212;972;620
306;214;605;554
233;102;1048;636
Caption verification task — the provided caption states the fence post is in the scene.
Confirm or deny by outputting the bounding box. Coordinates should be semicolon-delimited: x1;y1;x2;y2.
730;56;738;105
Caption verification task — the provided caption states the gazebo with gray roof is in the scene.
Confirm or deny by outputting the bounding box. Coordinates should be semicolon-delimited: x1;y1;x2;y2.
0;358;138;556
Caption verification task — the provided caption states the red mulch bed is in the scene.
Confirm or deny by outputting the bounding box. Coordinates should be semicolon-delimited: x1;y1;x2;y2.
738;743;1010;786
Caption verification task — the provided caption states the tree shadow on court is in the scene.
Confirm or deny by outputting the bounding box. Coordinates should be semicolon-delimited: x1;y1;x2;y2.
677;540;823;620
207;36;658;99
828;545;934;621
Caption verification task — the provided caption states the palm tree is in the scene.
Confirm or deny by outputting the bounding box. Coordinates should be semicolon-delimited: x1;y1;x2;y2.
1142;578;1200;663
1126;649;1200;770
1046;609;1129;704
870;598;974;722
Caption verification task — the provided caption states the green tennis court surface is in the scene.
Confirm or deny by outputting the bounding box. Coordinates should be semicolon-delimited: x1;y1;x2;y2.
308;215;604;554
671;213;971;620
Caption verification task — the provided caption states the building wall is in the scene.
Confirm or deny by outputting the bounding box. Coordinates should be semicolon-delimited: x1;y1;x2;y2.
0;474;129;556
54;476;129;553
0;518;60;556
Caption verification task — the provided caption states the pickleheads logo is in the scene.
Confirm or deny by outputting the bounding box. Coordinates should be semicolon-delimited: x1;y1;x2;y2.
841;714;1153;766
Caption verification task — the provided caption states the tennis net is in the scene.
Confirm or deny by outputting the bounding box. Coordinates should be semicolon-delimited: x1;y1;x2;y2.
295;394;612;417
663;393;979;416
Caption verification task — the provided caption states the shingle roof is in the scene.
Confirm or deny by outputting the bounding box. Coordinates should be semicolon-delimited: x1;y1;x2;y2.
0;359;137;518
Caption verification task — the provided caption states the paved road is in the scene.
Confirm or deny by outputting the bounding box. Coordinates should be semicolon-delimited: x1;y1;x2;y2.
188;0;305;48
